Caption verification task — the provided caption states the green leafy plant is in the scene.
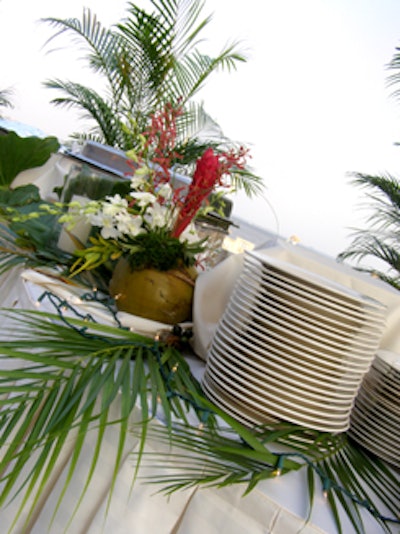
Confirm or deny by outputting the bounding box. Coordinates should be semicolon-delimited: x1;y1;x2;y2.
0;185;72;275
0;131;59;187
339;43;400;290
41;1;250;166
338;173;400;290
138;419;400;534
0;87;14;117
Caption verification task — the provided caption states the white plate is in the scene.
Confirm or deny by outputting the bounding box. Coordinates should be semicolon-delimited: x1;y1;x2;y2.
350;413;400;443
246;251;386;314
202;375;278;427
209;334;363;395
350;407;400;443
374;350;400;376
208;343;359;403
359;373;400;404
347;426;400;468
239;262;386;326
371;362;400;386
219;306;376;366
210;333;363;388
202;370;350;433
214;318;372;381
216;312;374;372
229;289;381;352
348;427;400;466
369;360;400;389
205;363;353;421
234;277;385;341
361;371;400;398
351;389;400;424
202;371;350;433
206;360;355;417
210;329;366;390
233;282;378;343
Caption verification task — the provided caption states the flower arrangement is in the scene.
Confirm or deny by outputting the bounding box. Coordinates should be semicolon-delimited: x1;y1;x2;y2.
57;103;249;322
63;104;249;276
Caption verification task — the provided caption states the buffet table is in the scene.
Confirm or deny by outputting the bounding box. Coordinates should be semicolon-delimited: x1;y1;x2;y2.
1;152;399;533
0;264;397;534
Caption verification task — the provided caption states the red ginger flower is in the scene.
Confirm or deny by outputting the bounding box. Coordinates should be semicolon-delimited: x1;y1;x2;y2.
172;147;248;238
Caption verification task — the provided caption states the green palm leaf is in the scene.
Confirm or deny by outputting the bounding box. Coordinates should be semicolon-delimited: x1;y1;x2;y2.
137;422;400;533
0;307;216;529
0;87;14;115
339;173;400;289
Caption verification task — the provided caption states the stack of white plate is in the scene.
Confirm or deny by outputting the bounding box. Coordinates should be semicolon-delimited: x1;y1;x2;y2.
348;350;400;466
202;250;387;432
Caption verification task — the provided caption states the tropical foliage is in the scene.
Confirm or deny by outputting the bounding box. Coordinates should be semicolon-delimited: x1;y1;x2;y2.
0;132;59;186
41;0;253;175
0;308;215;530
338;173;400;289
339;44;400;290
0;87;13;117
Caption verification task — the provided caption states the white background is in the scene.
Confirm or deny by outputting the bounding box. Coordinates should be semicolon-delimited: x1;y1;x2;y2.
1;0;400;259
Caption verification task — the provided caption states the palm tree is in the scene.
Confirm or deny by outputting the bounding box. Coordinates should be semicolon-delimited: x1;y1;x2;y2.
338;173;400;290
338;43;400;290
41;2;253;175
0;87;13;118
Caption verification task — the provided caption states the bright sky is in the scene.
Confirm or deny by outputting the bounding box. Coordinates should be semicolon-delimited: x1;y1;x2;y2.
1;0;400;260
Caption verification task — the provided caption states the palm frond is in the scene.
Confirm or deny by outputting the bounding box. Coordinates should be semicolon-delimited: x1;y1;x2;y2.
352;173;400;208
0;87;14;114
173;44;246;104
138;421;400;533
339;173;400;288
338;233;400;289
42;12;126;97
44;79;126;147
41;1;251;170
0;307;215;527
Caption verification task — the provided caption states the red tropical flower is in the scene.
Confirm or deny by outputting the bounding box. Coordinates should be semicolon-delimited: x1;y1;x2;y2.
172;147;248;238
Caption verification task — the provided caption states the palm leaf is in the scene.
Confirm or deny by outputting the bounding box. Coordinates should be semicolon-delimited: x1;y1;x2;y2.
0;87;14;114
44;79;124;147
0;307;216;528
43;11;126;99
136;420;400;533
339;173;400;288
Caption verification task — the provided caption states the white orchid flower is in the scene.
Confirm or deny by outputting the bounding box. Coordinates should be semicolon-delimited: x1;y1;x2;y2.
102;195;128;216
115;212;144;236
97;214;121;239
145;203;170;229
130;191;157;207
130;172;148;190
85;210;108;228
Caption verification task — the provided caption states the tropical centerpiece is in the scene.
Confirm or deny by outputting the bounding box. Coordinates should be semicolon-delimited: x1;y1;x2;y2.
59;103;249;323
